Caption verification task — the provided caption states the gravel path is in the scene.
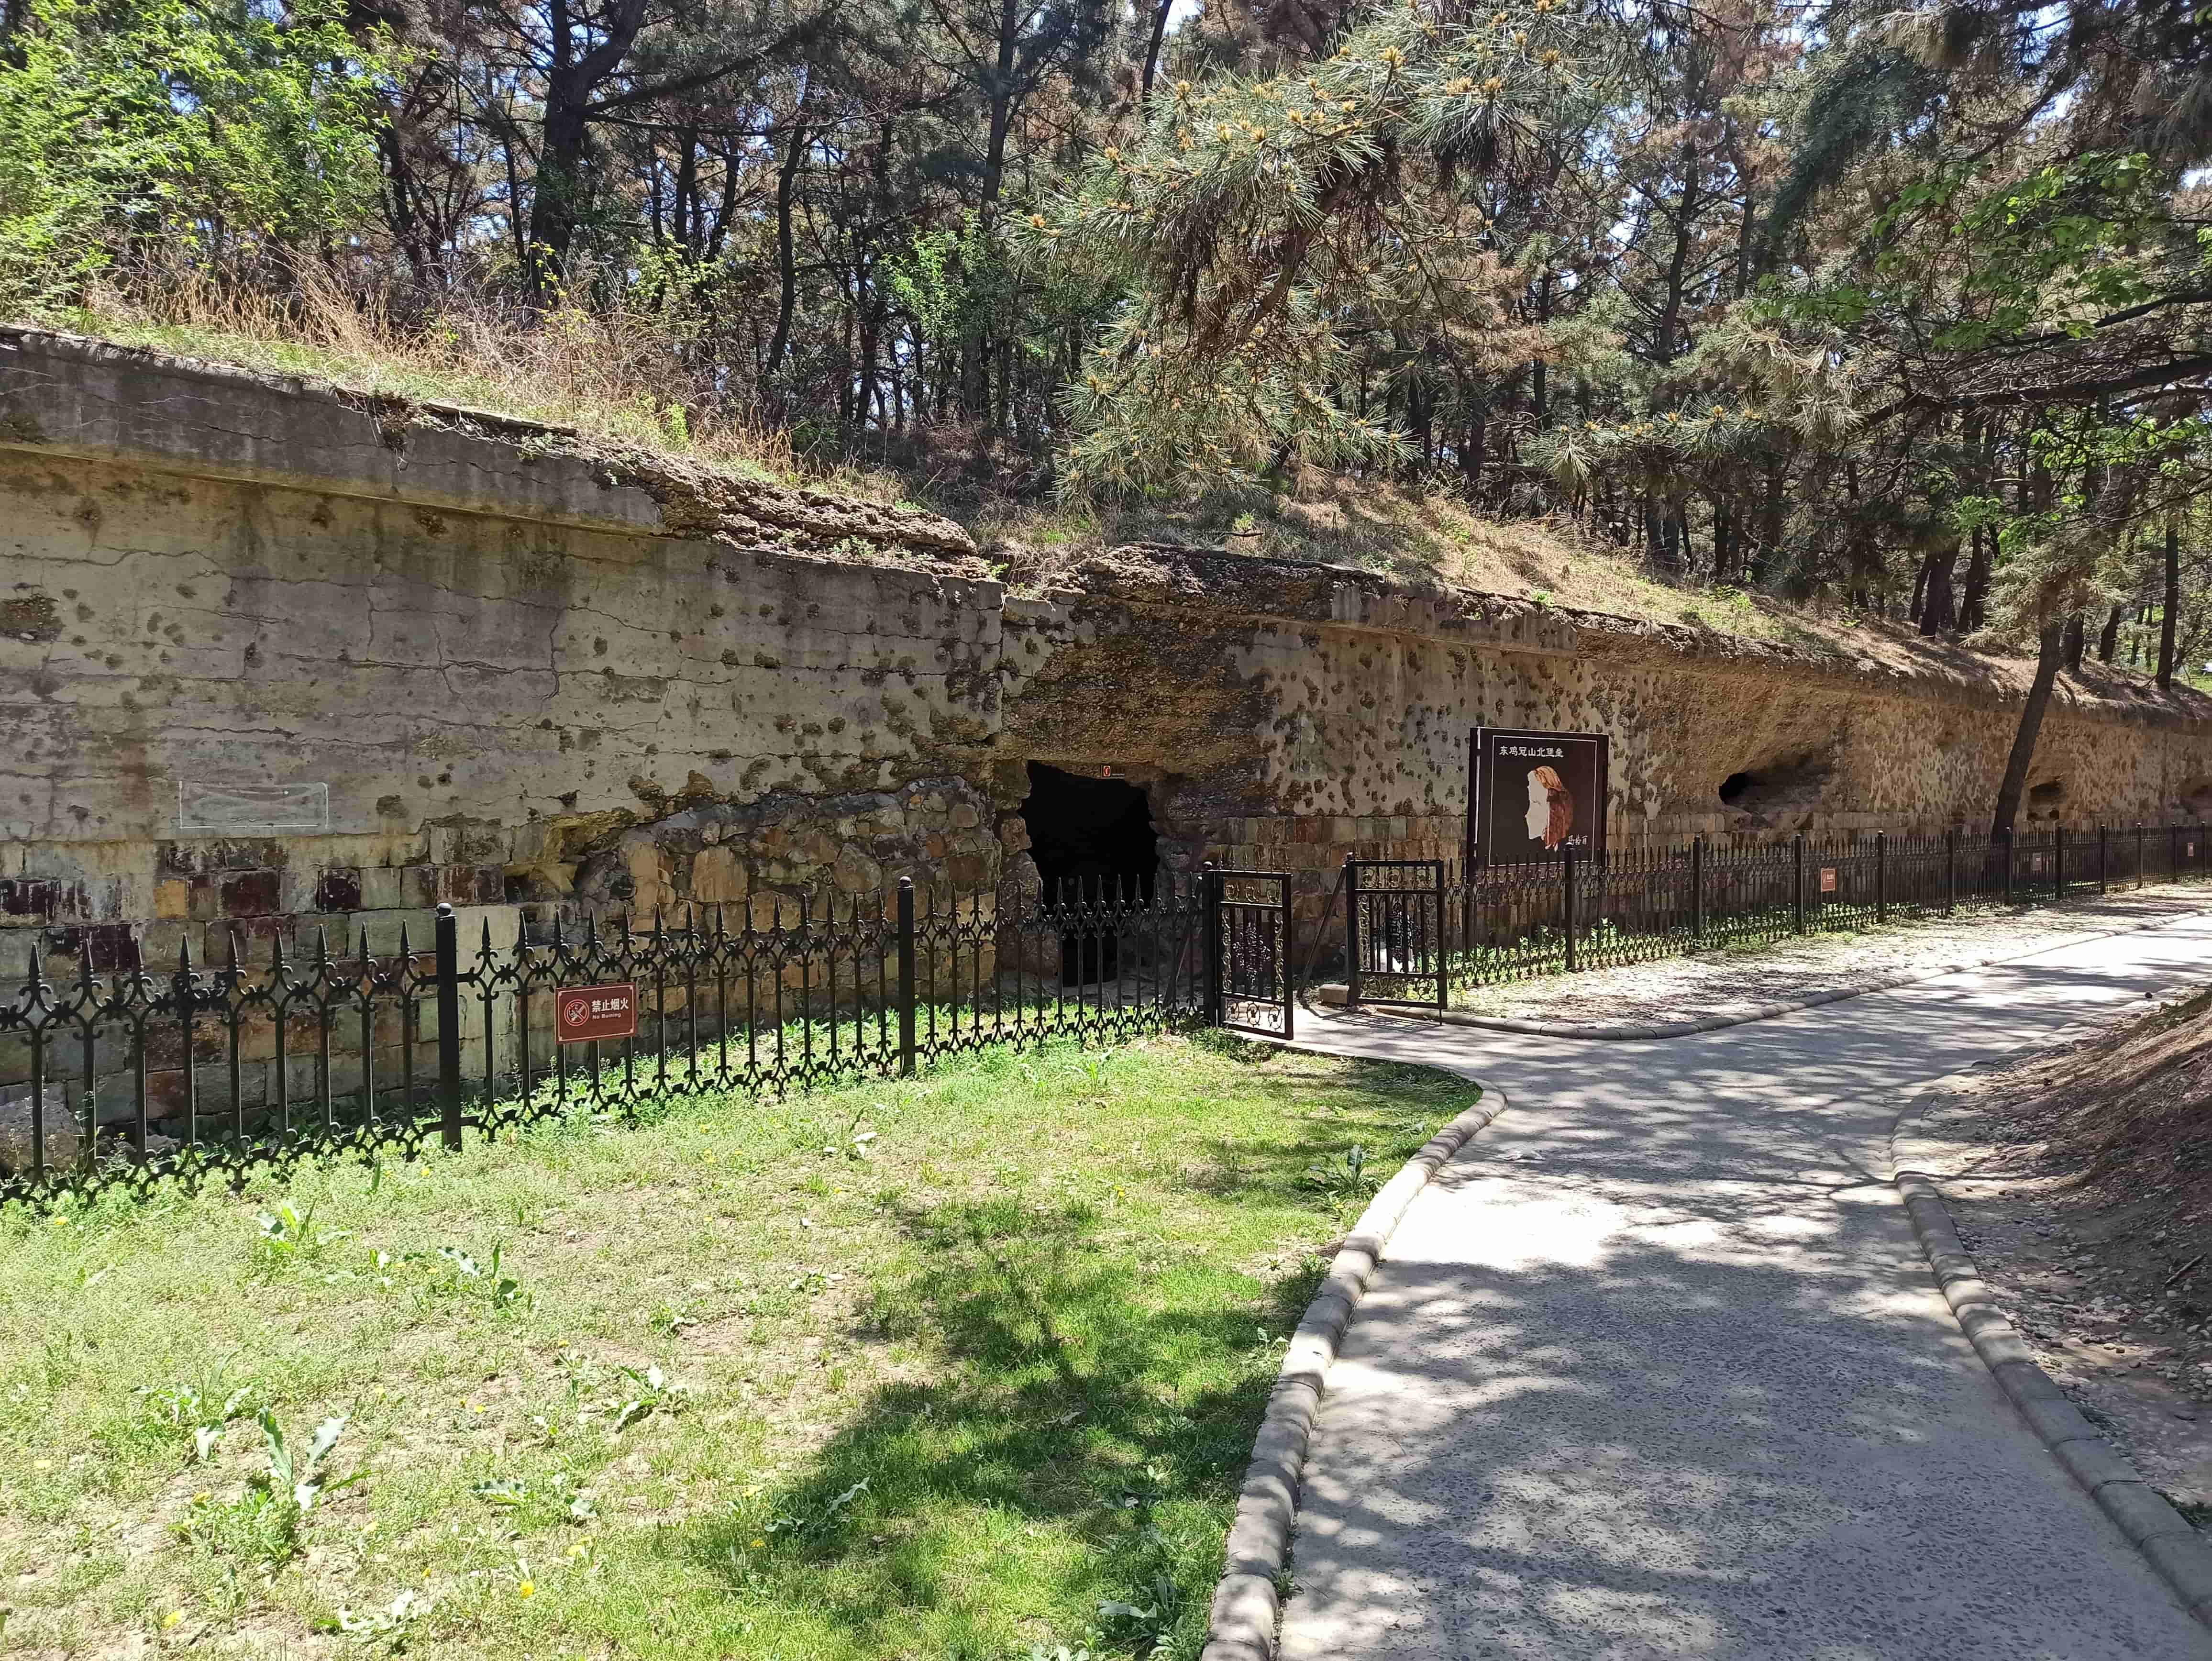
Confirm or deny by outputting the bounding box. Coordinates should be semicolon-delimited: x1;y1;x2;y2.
1274;912;2212;1659
1450;881;2212;1027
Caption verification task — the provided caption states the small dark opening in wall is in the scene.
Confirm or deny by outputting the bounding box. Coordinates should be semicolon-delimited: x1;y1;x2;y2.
1718;772;1755;807
1019;763;1158;983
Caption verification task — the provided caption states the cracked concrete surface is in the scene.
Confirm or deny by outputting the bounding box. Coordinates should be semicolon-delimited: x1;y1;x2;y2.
5;325;2212;960
1276;912;2212;1659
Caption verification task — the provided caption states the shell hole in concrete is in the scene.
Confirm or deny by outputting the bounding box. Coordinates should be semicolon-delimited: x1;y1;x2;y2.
2027;778;2067;820
1019;763;1158;983
1715;753;1832;826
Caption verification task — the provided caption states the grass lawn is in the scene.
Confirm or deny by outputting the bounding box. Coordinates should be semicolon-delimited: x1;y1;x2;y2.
0;1033;1475;1661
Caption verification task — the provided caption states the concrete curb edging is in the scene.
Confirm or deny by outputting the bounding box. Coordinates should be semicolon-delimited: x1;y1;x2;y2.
1313;904;2212;1041
1200;1085;1507;1661
1889;1120;2212;1628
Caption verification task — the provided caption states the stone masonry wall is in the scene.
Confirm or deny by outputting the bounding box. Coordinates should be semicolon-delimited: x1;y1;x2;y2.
6;324;2211;995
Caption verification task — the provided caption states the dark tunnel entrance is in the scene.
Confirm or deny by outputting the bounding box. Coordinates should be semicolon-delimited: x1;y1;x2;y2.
1018;763;1159;984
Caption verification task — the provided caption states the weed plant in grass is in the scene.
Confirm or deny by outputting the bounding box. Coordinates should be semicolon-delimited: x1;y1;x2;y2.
0;1033;1475;1660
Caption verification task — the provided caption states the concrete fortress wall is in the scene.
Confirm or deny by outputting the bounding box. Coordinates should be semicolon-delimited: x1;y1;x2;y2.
6;323;2212;969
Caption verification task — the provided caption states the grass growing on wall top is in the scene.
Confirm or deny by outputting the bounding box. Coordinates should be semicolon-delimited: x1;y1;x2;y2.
0;1033;1476;1660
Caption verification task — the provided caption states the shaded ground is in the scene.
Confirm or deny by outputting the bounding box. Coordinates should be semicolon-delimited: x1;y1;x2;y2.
1275;913;2212;1658
1901;984;2212;1531
0;1035;1476;1661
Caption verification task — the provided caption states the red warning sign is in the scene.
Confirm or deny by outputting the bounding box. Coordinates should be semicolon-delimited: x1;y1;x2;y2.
555;983;638;1043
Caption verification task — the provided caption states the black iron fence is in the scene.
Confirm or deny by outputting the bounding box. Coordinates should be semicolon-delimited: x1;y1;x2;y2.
1342;821;2212;1007
0;871;1302;1202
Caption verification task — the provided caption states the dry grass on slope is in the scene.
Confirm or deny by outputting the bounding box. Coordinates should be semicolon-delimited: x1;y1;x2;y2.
1931;986;2212;1527
15;266;914;508
986;479;1818;644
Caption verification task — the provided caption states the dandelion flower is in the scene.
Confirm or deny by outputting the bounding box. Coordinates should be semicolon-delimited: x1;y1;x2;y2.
163;1611;183;1631
518;1579;536;1599
750;1537;766;1549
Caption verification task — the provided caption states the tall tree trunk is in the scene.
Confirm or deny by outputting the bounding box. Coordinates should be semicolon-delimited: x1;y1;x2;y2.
1920;543;1958;634
762;113;809;390
1959;524;1992;631
525;0;647;296
2062;610;2086;673
1139;0;1172;95
2157;522;2180;689
1992;619;2065;838
2097;603;2122;663
1755;455;1784;580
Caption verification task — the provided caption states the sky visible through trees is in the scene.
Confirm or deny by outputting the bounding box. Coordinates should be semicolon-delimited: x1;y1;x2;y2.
2;0;2209;823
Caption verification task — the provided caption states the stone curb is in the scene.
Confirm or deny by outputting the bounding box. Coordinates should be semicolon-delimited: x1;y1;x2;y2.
1313;902;2212;1041
1200;1085;1507;1661
1890;1115;2212;1628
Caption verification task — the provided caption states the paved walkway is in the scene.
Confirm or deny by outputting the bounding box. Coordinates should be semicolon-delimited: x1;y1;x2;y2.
1278;910;2212;1660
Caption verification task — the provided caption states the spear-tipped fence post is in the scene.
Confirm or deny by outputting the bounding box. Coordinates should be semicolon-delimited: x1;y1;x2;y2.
1792;833;1806;935
1875;831;1888;925
896;878;917;1077
1343;858;1362;1008
1691;835;1705;942
1563;843;1580;971
435;902;462;1151
1945;826;1957;916
1202;863;1224;1026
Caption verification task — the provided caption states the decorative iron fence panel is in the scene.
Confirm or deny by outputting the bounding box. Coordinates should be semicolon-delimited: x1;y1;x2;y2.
0;875;1211;1204
1210;870;1294;1039
1335;822;2212;1012
1346;861;1447;1014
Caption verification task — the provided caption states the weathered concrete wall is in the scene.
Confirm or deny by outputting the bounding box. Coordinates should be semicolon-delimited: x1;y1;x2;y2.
0;328;1004;970
5;324;2211;974
998;546;2212;886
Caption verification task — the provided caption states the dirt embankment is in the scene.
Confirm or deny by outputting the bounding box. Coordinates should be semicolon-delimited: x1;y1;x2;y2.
1928;985;2212;1527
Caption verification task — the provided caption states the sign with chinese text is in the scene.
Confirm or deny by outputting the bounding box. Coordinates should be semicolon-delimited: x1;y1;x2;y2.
556;983;638;1043
1820;867;1837;895
1468;728;1610;864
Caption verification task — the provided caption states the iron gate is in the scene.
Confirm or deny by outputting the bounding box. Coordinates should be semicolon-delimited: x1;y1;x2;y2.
1206;869;1294;1038
1345;859;1447;1014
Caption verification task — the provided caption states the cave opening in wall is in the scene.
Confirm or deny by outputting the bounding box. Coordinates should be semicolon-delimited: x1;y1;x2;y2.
1019;763;1159;984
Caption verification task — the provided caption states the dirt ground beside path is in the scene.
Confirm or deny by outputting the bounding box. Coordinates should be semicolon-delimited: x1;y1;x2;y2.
1452;882;2212;1027
1906;986;2212;1534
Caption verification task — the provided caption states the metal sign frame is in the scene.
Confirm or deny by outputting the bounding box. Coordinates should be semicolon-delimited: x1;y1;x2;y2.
1467;727;1611;869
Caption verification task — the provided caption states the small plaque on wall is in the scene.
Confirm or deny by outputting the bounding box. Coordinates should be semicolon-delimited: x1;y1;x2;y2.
177;781;331;835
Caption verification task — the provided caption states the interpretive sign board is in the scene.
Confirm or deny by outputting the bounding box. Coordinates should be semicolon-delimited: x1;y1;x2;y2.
1467;728;1610;865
